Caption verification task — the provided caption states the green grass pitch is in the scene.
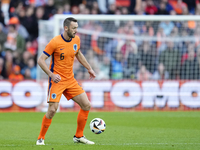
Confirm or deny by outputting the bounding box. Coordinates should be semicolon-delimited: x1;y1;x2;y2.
0;112;199;150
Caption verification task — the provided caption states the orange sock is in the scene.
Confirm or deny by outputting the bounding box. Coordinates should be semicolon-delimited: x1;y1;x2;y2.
75;109;89;138
38;114;52;140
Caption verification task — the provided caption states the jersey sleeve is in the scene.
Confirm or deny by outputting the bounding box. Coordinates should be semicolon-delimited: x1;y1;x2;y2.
43;39;57;57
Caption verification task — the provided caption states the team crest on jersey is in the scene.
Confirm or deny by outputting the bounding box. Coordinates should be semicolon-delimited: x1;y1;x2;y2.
51;93;56;99
73;44;78;51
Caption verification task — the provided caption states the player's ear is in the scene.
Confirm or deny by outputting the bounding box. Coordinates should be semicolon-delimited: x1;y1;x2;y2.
64;26;68;31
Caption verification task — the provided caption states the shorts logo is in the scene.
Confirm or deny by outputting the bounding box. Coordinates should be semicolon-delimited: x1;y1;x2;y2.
51;93;56;99
73;44;78;51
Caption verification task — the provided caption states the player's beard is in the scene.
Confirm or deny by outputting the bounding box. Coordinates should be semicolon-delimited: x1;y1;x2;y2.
67;30;75;38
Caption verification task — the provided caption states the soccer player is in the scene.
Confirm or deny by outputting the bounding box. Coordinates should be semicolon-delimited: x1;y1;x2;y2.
36;17;96;145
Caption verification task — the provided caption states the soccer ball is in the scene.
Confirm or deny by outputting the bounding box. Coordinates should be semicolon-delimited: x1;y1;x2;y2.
90;118;106;134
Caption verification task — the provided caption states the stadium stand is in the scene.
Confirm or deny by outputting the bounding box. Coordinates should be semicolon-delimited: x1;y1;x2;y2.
0;0;200;80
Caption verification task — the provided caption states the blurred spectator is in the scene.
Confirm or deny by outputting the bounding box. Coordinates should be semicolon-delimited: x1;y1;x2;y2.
156;1;169;15
145;0;158;15
63;3;72;14
136;65;152;80
79;3;86;14
159;41;181;79
156;28;167;54
71;5;80;14
19;51;32;71
123;40;140;79
181;49;199;79
83;49;100;79
104;28;124;58
26;40;37;56
121;7;129;15
159;21;174;36
107;3;117;14
170;26;179;37
195;3;200;15
182;4;189;15
91;24;104;55
91;7;99;14
21;58;37;79
83;7;90;14
134;0;146;15
73;58;84;80
4;24;25;53
18;7;26;26
182;0;196;14
7;17;29;39
169;9;177;15
24;68;32;79
194;24;200;46
120;39;138;60
92;1;101;14
152;63;169;80
0;23;7;52
181;43;196;64
96;56;110;80
169;0;187;15
4;24;17;51
196;45;200;72
56;5;64;14
110;51;124;80
0;57;7;79
129;0;142;14
35;6;46;20
0;2;5;26
44;0;56;19
97;0;115;14
22;6;38;40
9;0;24;18
115;8;122;15
4;51;13;77
126;21;140;35
161;0;174;14
139;41;156;73
8;65;24;81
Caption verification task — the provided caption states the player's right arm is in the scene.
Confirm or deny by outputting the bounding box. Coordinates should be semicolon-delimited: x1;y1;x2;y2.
37;53;61;83
38;38;61;83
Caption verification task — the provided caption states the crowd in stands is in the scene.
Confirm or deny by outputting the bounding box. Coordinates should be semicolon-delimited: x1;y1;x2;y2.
0;0;200;80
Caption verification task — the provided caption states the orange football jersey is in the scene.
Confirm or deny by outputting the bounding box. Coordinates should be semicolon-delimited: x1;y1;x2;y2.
43;34;80;82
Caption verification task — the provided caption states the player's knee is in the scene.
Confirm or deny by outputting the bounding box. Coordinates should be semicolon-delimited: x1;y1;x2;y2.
82;101;91;111
48;108;57;119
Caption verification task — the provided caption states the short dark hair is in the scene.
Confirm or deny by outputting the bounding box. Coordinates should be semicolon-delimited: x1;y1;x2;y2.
63;17;77;28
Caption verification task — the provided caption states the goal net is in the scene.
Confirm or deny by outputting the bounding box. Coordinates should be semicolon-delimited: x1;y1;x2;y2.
37;15;200;81
36;15;200;111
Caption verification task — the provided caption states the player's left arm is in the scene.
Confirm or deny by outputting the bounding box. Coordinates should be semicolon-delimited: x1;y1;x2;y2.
75;50;96;80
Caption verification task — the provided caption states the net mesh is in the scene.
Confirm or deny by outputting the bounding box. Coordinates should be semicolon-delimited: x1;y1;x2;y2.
37;16;200;81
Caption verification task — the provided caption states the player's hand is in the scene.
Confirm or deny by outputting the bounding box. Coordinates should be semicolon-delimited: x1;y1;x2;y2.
50;73;61;83
88;69;96;80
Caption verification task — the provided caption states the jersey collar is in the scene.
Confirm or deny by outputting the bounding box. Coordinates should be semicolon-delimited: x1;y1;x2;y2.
61;34;72;42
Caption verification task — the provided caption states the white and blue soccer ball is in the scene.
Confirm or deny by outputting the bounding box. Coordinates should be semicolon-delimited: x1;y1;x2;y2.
90;118;106;134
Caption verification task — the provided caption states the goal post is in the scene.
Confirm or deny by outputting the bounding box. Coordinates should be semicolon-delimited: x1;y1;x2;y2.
37;14;200;81
36;14;200;111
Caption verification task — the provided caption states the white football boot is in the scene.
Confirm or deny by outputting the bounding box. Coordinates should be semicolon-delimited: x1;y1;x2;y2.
36;138;45;145
73;135;95;144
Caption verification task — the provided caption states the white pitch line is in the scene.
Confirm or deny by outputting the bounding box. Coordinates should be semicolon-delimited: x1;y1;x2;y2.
0;143;200;147
97;143;200;145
